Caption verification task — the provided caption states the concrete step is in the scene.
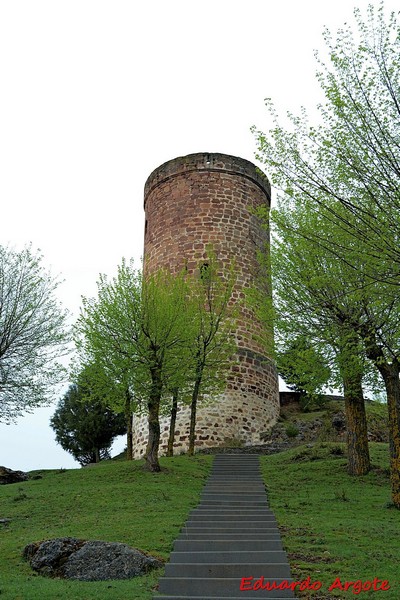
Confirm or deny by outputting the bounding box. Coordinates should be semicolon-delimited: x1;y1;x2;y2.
180;527;281;534
187;513;276;524
190;506;273;512
164;562;292;578
208;473;261;477
181;521;278;528
176;533;282;540
185;524;279;531
173;540;283;551
189;509;273;515
206;474;262;477
189;504;273;516
201;494;267;500
210;468;261;472
202;490;266;494
154;455;296;600
168;550;289;563
189;510;274;516
202;485;266;491
201;498;267;508
158;577;297;597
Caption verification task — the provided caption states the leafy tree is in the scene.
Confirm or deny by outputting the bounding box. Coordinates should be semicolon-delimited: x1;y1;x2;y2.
75;260;194;472
0;245;69;423
264;212;372;475
50;375;126;466
253;4;400;287
253;3;400;501
277;335;331;405
185;255;237;456
70;359;135;460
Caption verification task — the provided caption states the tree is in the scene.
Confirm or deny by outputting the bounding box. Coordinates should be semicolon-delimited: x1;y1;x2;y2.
75;260;194;472
0;245;69;423
253;3;400;502
70;359;136;460
264;211;372;476
50;373;126;466
186;255;237;456
277;335;331;407
253;4;400;287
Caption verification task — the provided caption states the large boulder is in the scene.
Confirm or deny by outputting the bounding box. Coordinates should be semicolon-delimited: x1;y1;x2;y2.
23;537;163;581
0;466;29;485
64;540;163;581
24;538;86;577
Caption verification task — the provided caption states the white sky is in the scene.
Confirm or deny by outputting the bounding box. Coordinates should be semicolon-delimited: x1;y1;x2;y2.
1;0;397;471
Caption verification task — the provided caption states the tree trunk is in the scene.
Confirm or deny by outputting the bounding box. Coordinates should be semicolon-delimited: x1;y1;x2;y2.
188;377;201;457
144;366;162;472
125;389;133;461
362;333;400;508
94;447;100;463
166;389;179;457
337;330;370;475
342;370;370;476
376;361;400;508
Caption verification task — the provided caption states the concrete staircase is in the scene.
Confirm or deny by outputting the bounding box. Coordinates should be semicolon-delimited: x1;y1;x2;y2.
153;454;298;599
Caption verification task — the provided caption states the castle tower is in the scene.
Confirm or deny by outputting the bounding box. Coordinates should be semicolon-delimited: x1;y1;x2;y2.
132;152;279;456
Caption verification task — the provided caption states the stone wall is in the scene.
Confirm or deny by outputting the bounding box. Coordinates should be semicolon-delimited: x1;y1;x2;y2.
134;152;280;458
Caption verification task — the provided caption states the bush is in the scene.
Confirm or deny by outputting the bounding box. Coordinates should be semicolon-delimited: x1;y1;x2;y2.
285;423;299;438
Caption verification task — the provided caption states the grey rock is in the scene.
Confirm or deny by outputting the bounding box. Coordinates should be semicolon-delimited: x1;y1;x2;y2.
24;537;85;577
64;540;163;581
0;466;29;485
23;537;163;581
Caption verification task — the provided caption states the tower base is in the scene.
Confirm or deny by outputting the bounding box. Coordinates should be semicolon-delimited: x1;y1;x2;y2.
132;387;279;459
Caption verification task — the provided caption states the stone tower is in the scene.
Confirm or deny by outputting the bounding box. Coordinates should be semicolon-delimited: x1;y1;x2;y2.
132;152;279;457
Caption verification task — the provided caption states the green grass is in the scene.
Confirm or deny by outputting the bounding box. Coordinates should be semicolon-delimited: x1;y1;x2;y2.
261;442;400;599
0;455;212;600
1;443;399;600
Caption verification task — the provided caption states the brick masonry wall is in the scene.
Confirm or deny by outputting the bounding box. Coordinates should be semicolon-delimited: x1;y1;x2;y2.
133;153;279;458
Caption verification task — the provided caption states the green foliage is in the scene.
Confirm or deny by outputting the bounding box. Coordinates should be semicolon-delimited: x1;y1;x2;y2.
252;3;400;368
173;249;238;456
186;251;237;400
75;261;194;407
277;335;331;398
50;374;126;466
285;423;299;438
74;259;199;470
366;400;389;442
74;260;143;410
253;2;400;498
74;252;238;464
0;245;69;423
299;394;327;413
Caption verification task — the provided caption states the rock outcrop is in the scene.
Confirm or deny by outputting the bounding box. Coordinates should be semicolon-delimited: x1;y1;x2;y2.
23;537;163;580
0;466;29;485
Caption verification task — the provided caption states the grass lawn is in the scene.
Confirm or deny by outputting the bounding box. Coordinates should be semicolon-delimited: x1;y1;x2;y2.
261;442;400;599
0;443;399;599
0;455;212;600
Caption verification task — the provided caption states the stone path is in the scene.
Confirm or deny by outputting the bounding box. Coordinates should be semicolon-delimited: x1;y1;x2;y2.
153;454;299;599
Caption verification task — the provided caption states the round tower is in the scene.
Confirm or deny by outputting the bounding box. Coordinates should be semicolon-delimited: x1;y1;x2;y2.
132;152;279;456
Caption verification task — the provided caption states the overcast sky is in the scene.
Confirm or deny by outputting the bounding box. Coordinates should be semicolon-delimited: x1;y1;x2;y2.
1;0;396;471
